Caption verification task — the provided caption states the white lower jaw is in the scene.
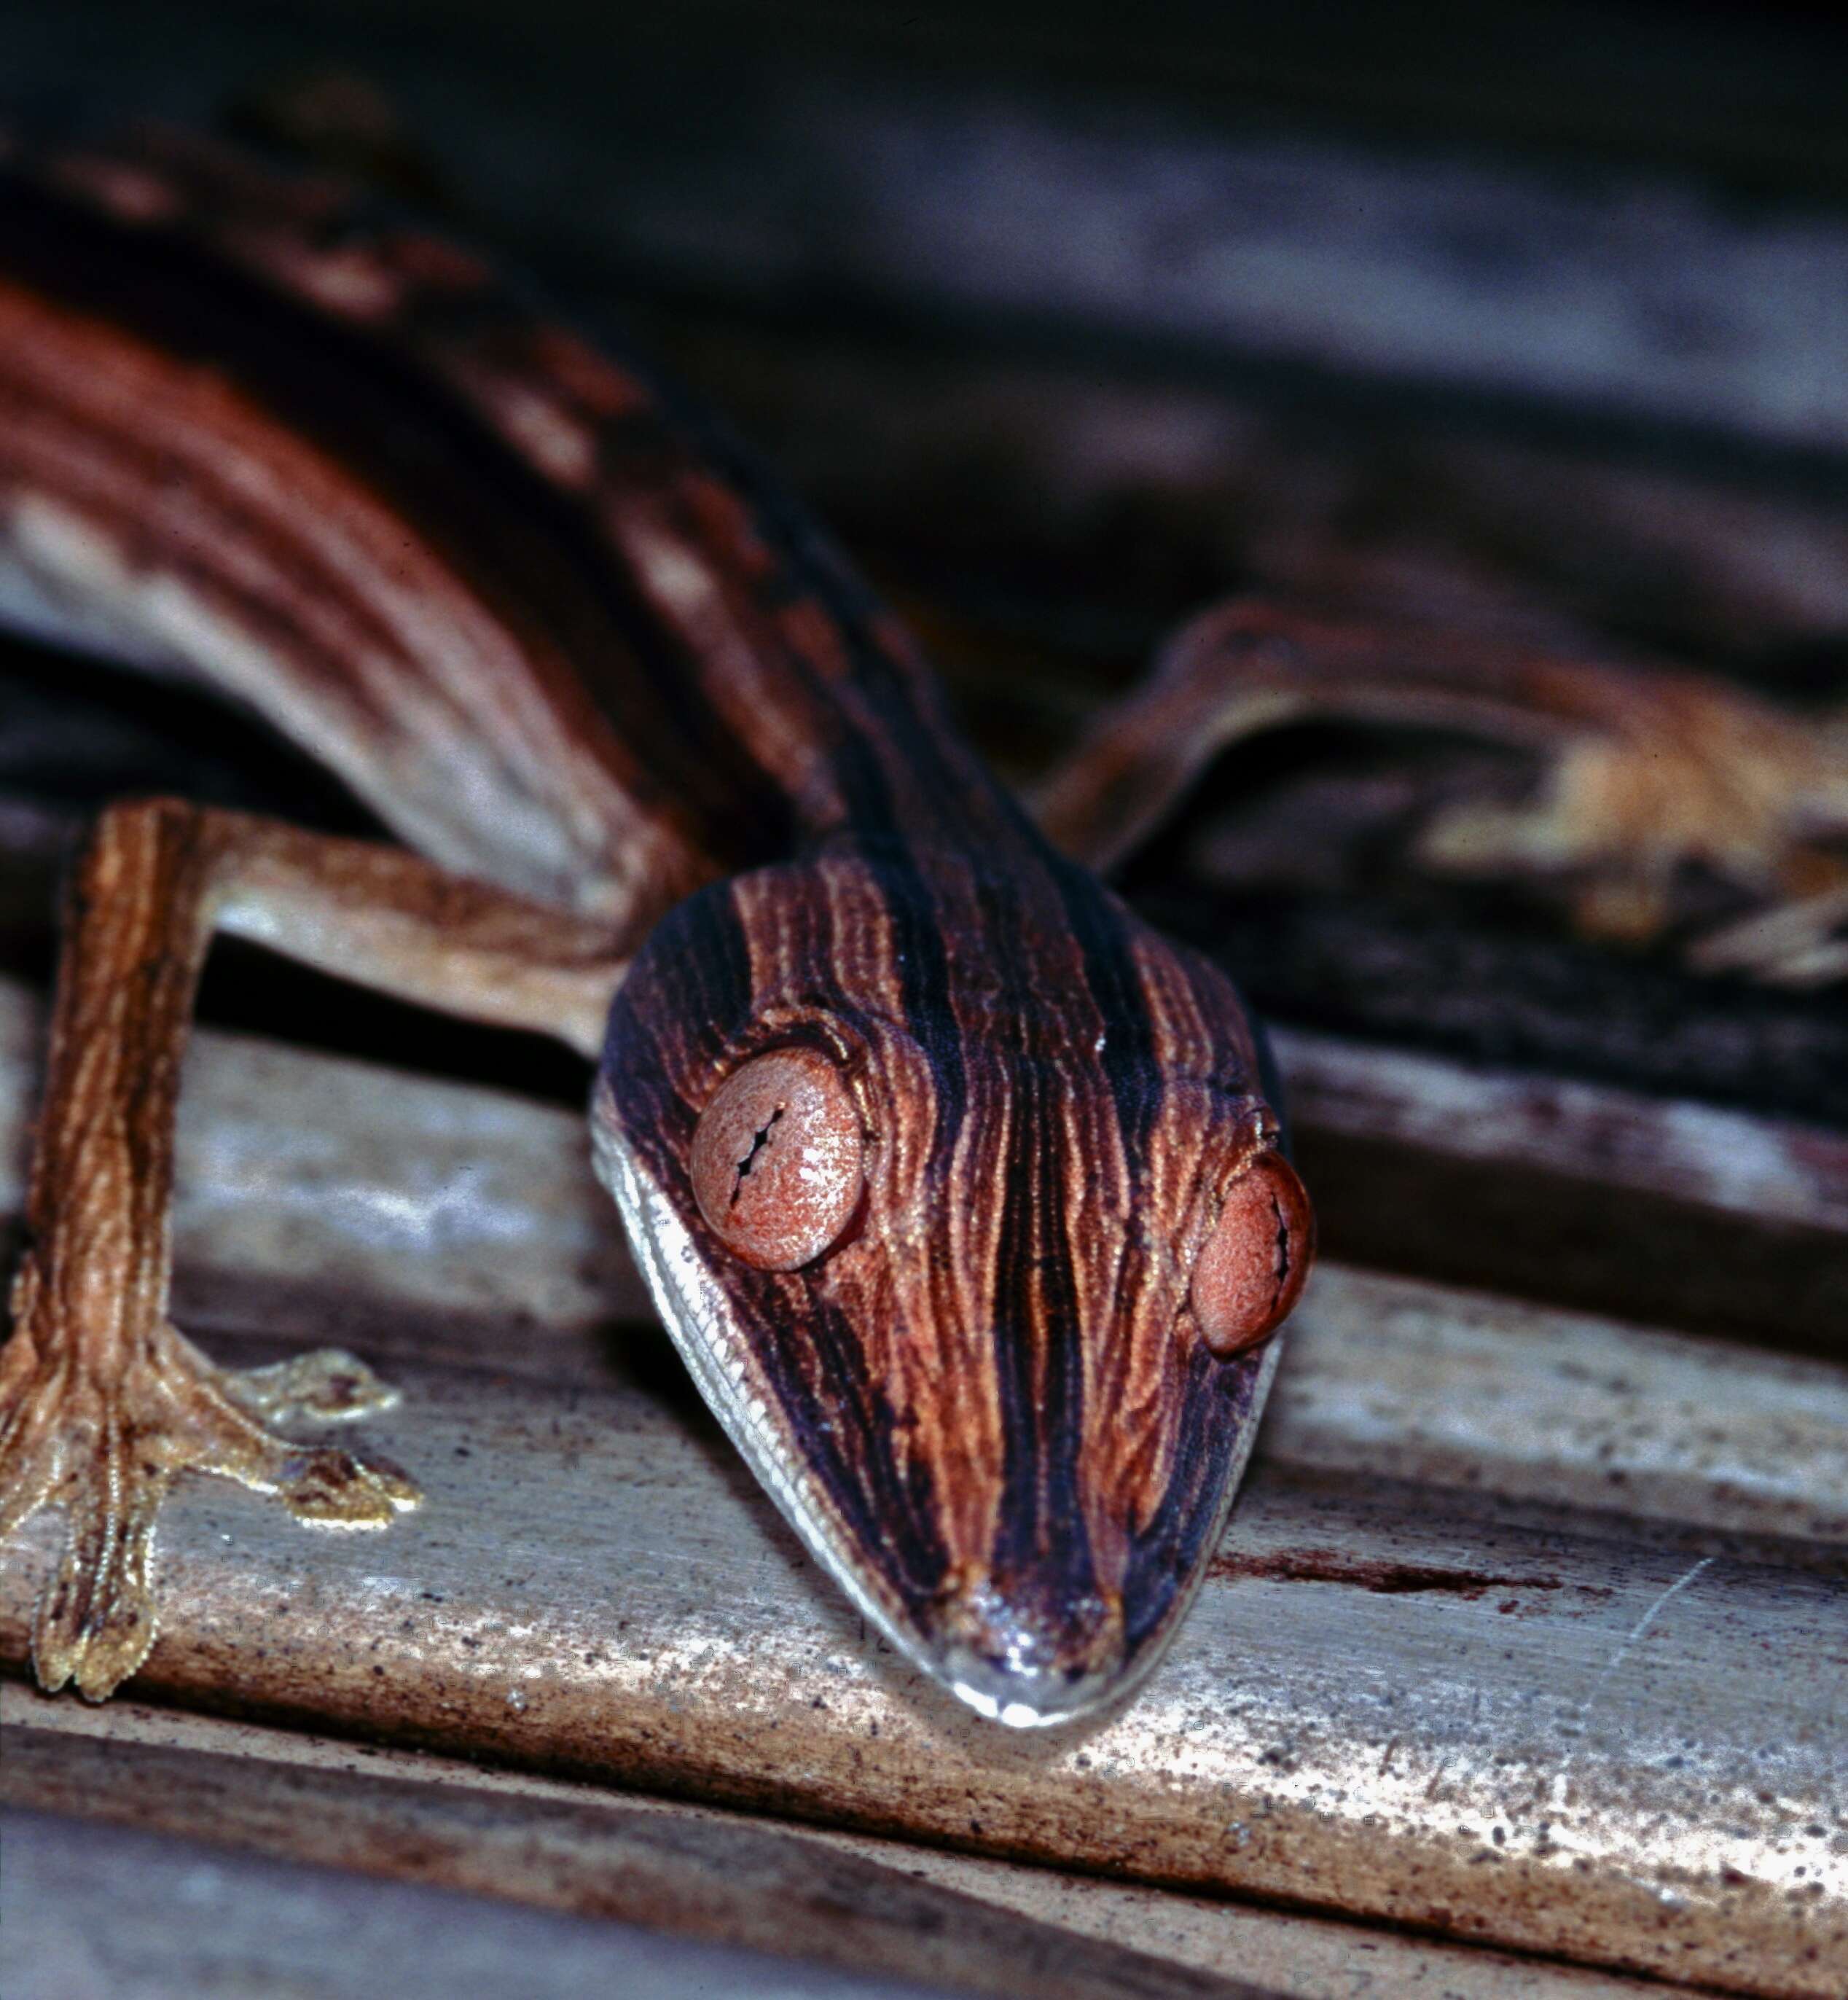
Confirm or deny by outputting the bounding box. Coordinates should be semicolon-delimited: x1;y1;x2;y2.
955;1686;1073;1731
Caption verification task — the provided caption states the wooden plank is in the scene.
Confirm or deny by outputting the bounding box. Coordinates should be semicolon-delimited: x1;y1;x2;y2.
0;1688;1705;2000
0;972;651;1357
654;318;1848;675
1275;1028;1848;1239
548;72;1847;453
0;1807;963;2000
1276;1027;1848;1356
2;1320;1843;1996
1278;1267;1848;1546
0;1712;1264;2000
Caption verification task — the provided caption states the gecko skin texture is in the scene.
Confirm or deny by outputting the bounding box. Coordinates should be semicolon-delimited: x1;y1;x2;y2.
0;120;1312;1723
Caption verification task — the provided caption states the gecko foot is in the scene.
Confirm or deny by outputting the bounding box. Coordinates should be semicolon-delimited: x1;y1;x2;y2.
0;1301;419;1700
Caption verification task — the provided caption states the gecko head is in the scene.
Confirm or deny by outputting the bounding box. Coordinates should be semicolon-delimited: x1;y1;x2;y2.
591;845;1312;1727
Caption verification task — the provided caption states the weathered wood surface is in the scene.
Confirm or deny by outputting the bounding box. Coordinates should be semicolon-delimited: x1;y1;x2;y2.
0;1807;969;2000
1275;1027;1848;1357
0;1689;1703;2000
0;972;649;1341
662;321;1848;681
1276;1028;1848;1240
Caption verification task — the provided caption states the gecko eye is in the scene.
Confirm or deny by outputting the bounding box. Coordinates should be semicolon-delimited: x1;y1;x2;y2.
689;1046;866;1270
1190;1151;1315;1359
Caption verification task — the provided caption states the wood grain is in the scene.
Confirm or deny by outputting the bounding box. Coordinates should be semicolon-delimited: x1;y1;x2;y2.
11;1;1845;451
1276;1026;1848;1356
0;1725;1275;2000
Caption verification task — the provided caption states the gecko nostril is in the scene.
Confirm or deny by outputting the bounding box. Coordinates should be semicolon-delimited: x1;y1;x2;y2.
931;1569;1127;1725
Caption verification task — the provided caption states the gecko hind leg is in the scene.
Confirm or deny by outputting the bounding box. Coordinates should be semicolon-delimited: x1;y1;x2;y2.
1035;599;1845;974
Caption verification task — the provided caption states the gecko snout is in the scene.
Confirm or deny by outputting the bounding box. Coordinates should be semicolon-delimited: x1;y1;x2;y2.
931;1569;1127;1727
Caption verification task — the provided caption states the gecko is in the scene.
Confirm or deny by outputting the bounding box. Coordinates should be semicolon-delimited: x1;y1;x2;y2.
0;119;1312;1727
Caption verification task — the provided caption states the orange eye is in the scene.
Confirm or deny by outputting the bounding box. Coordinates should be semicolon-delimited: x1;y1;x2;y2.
689;1047;866;1270
1191;1151;1315;1359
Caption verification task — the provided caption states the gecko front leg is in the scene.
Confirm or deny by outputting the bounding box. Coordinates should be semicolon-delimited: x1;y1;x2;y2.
0;797;632;1698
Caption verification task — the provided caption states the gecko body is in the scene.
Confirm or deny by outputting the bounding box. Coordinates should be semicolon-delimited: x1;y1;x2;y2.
0;120;1309;1723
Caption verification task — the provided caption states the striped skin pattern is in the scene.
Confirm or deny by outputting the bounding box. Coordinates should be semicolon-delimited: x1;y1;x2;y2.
600;850;1286;1722
0;121;1307;1722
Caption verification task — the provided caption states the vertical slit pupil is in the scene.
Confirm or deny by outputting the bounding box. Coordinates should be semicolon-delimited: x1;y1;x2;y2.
732;1106;785;1201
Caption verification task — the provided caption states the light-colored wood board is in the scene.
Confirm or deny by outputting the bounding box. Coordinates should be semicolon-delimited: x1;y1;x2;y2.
0;1686;1711;2000
1277;1267;1848;1547
2;1335;1841;1996
1277;1029;1848;1354
0;972;652;1345
0;1807;966;2000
